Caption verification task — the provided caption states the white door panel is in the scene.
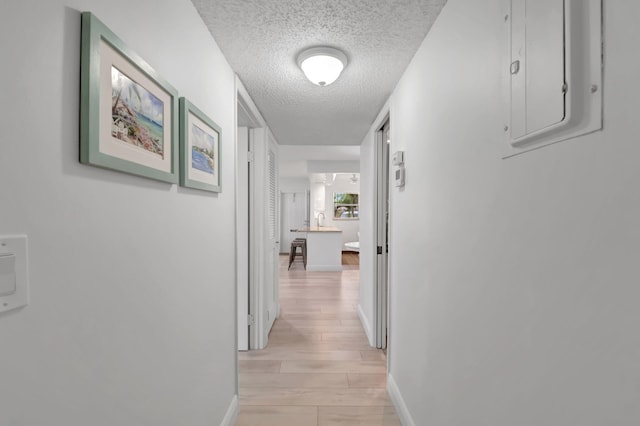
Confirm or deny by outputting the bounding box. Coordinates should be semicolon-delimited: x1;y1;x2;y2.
237;126;249;351
264;139;279;337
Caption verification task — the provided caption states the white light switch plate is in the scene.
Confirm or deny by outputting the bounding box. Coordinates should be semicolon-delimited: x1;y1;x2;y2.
0;254;17;296
0;235;29;314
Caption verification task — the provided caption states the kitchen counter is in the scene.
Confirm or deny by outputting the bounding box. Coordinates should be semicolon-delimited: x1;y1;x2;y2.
291;227;343;271
293;226;342;233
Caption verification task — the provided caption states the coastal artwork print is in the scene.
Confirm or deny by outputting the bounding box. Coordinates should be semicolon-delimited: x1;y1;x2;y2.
80;12;178;184
190;123;216;175
111;66;164;158
179;97;222;192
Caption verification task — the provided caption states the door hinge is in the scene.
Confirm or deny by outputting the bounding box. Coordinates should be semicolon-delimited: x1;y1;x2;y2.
247;314;255;326
247;151;254;163
377;246;383;255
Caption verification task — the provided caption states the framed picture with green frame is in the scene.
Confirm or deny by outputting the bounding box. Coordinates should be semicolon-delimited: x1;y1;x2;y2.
179;98;222;193
80;12;179;183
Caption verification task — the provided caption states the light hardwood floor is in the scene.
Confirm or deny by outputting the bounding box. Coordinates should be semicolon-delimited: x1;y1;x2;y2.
237;255;400;425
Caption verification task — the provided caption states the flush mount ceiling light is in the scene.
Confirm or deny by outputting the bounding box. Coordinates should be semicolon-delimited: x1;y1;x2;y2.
297;46;348;87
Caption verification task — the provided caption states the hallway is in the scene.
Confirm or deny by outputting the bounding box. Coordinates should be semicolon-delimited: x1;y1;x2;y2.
236;256;400;425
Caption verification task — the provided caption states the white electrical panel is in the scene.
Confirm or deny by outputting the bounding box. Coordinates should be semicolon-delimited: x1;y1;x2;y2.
504;0;603;156
0;235;29;314
510;0;566;140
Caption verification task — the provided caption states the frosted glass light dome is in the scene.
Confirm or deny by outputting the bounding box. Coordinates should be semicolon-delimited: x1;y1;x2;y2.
297;47;348;87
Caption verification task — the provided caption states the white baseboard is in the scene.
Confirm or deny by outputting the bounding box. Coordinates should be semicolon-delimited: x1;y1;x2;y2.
306;265;343;271
357;303;375;347
387;374;415;426
220;394;238;426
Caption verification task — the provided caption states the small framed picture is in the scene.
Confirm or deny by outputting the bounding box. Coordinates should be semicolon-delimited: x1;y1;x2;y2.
179;98;221;193
80;12;178;183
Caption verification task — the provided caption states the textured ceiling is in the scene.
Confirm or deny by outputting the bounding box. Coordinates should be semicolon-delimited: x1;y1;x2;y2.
191;0;447;146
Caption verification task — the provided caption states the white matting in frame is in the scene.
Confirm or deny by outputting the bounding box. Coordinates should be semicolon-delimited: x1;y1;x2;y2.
186;110;219;187
98;40;173;173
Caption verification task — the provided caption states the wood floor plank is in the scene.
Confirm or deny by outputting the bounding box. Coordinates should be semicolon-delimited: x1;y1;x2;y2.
239;348;363;361
360;350;387;361
238;360;281;373
240;373;349;388
273;325;365;333
274;319;342;327
340;319;364;326
280;360;386;374
280;312;360;320
263;340;378;351
322;332;370;342
240;388;394;406
237;406;318;426
347;373;387;389
318;406;401;425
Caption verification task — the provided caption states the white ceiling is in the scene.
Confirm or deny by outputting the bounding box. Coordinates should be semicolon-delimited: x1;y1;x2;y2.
191;0;448;147
279;145;360;177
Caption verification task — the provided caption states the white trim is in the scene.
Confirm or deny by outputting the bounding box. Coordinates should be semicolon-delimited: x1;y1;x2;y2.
387;374;415;426
251;127;267;350
306;265;343;272
220;394;239;426
374;114;390;350
236;76;266;127
358;303;374;347
235;75;267;353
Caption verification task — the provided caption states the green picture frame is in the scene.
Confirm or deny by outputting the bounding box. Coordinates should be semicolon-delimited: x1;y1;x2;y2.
179;98;222;193
80;12;178;184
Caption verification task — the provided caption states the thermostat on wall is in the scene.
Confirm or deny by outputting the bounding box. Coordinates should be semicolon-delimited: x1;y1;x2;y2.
392;151;405;187
394;166;405;187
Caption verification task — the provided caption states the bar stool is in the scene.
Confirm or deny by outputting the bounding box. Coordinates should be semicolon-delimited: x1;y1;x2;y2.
296;238;307;269
288;238;307;270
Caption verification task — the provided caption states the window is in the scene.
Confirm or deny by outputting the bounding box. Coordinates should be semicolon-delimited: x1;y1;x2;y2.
333;193;359;219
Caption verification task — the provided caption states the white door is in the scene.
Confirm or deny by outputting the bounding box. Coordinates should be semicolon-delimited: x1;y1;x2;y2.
247;128;280;349
236;126;250;351
263;136;280;338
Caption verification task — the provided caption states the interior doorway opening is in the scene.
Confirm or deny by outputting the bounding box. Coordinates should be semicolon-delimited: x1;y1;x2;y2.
236;80;280;352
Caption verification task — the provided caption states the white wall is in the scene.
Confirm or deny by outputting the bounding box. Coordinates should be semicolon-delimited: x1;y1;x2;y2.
279;177;310;193
368;0;640;424
0;1;237;425
307;160;360;174
309;181;326;224
279;178;309;253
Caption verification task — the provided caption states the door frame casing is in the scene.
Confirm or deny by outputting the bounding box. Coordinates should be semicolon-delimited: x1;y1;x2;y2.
236;125;250;351
235;77;269;352
375;115;391;351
